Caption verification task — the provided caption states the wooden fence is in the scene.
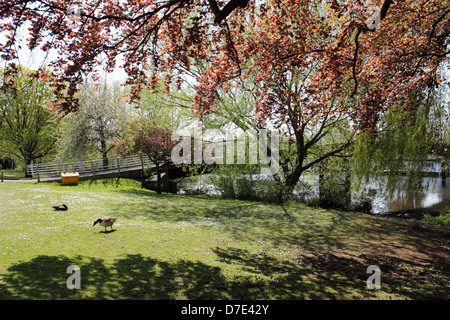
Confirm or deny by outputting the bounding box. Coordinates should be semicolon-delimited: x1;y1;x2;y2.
25;154;154;181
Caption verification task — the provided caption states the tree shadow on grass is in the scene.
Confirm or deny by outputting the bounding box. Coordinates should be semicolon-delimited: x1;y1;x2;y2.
0;253;251;300
0;247;381;300
1;245;448;300
212;246;371;299
0;250;375;300
213;246;450;299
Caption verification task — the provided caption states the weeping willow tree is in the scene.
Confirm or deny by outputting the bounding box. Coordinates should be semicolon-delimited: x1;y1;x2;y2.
428;80;450;158
351;87;447;198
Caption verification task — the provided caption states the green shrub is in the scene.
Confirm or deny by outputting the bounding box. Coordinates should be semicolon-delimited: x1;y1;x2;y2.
235;176;256;200
212;173;237;199
423;207;450;226
256;177;285;203
206;164;286;203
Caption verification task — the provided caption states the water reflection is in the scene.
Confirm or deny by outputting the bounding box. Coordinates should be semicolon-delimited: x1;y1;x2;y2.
372;177;449;214
178;174;450;215
297;174;450;214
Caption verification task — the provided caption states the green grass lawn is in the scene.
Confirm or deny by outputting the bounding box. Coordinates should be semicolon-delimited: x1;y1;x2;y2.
0;178;449;300
1;169;27;180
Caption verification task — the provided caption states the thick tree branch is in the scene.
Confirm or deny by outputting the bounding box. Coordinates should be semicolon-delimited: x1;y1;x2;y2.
207;0;250;24
351;0;392;96
351;28;362;97
379;0;393;20
302;140;352;172
428;8;450;43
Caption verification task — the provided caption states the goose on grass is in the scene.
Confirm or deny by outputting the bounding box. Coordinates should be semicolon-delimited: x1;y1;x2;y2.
53;204;68;211
93;216;116;232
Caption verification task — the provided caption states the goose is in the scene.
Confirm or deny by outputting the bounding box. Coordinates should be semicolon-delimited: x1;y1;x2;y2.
93;216;116;232
53;204;68;211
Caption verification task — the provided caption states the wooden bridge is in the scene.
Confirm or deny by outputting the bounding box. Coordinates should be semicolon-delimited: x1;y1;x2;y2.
25;154;154;182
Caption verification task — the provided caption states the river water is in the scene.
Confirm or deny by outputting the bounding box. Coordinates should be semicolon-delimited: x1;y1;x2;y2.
357;159;449;214
178;169;449;215
295;174;450;214
370;177;449;214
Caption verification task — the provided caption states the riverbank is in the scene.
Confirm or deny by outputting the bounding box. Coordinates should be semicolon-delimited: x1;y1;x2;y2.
380;208;442;220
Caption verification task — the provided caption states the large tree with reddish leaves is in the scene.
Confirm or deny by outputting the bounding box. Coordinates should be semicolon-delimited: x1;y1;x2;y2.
1;0;447;114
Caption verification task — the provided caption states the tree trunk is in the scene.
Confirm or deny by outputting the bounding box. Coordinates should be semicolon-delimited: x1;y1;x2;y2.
24;155;33;178
344;169;351;207
101;138;109;170
318;166;326;200
280;162;304;202
102;153;108;170
155;162;162;194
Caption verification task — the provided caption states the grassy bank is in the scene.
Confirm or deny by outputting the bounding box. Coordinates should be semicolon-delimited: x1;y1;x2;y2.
1;169;27;180
0;178;449;299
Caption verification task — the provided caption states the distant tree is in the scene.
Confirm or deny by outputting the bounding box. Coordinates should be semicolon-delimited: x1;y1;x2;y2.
0;65;59;172
114;117;177;193
58;80;129;164
132;84;196;131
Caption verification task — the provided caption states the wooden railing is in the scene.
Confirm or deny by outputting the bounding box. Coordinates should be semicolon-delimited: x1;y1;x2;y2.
26;154;154;181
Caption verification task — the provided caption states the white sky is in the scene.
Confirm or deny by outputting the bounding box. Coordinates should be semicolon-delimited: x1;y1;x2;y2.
2;19;128;83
